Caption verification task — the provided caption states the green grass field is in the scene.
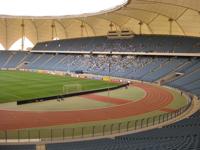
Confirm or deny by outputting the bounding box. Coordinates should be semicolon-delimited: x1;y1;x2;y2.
0;87;145;111
0;70;118;103
97;86;145;101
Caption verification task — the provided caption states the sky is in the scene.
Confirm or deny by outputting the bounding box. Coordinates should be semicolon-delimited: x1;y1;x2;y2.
0;0;127;50
0;0;127;17
0;38;34;50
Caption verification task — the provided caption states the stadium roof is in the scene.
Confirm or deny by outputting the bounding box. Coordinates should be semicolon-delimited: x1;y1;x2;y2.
0;0;200;49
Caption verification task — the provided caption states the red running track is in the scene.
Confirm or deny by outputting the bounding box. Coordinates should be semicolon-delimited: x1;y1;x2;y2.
81;94;131;104
0;83;173;130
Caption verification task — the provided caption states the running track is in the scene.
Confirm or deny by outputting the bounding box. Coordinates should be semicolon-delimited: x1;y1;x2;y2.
0;83;173;130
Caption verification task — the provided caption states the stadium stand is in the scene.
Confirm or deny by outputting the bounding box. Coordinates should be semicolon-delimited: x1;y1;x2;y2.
1;35;200;150
0;51;200;98
33;35;200;53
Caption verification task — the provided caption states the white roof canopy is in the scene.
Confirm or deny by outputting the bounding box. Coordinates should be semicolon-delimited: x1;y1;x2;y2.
0;0;200;50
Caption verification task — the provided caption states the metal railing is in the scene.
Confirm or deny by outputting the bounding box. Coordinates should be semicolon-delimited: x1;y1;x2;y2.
0;98;192;144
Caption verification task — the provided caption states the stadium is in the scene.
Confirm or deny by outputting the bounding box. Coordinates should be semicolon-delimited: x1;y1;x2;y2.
0;0;200;150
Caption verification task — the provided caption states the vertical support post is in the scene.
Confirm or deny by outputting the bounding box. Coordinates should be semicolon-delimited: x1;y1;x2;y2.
109;22;114;31
81;127;84;138
28;130;30;143
21;20;25;51
139;21;143;35
173;111;176;118
103;125;106;136
175;111;177;117
18;130;20;143
171;111;173;119
163;114;165;122
135;120;138;130
177;110;179;116
72;128;75;139
153;116;156;125
118;123;122;133
147;118;150;127
5;19;8;50
167;113;169;121
51;129;53;142
92;126;95;137
141;119;144;128
51;21;55;40
38;130;40;140
110;124;114;135
127;121;130;132
159;115;161;123
153;116;155;125
63;128;65;140
5;130;7;143
169;18;173;35
80;22;84;37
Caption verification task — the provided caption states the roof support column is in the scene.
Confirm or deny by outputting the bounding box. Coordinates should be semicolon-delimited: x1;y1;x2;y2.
109;22;114;31
80;22;84;37
5;19;8;50
169;18;173;35
51;22;55;40
21;20;25;51
139;21;143;35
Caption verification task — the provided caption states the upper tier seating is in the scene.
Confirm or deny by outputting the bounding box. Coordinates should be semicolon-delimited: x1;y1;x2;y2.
33;35;200;53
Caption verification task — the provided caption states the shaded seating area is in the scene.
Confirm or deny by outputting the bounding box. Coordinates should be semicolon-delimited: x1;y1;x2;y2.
33;35;200;53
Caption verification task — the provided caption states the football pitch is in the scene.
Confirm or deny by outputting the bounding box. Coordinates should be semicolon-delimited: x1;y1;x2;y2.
0;70;118;103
